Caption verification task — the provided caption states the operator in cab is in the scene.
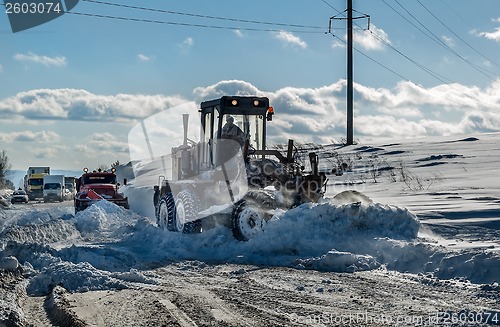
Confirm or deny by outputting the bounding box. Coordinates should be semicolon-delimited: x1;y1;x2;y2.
217;115;246;166
221;115;245;146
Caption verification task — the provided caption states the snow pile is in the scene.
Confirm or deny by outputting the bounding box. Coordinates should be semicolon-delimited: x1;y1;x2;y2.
74;200;140;238
257;200;420;246
115;200;421;271
296;250;379;272
0;206;78;251
229;200;419;271
26;258;158;296
0;220;80;250
0;256;19;271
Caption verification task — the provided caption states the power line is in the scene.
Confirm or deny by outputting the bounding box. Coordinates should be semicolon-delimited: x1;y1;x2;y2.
380;0;438;44
82;0;493;109
322;0;453;84
381;0;499;80
330;34;490;110
438;0;475;29
368;30;454;85
319;0;493;109
392;0;496;81
81;0;325;31
329;33;407;81
416;0;500;69
67;11;325;34
367;30;494;108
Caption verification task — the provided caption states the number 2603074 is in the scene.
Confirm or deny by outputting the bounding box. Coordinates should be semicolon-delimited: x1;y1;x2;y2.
5;2;62;14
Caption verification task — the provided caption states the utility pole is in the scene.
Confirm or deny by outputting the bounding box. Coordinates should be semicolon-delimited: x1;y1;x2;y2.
328;2;369;146
347;0;353;145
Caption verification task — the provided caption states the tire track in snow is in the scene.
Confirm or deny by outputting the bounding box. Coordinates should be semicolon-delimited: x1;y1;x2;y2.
158;298;198;327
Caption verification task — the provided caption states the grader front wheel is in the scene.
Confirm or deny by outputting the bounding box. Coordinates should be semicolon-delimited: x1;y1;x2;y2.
231;200;266;241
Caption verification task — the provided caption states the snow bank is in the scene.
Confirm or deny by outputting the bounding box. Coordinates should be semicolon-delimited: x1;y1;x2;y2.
26;258;158;296
1;194;499;295
296;251;379;272
117;200;423;271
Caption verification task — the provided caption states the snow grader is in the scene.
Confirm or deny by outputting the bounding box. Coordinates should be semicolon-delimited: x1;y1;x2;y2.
153;96;328;240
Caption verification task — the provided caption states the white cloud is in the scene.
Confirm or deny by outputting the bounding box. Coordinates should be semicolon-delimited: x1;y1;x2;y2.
87;133;128;153
178;37;194;52
273;31;307;49
354;25;391;51
0;64;3;72
442;35;455;47
32;147;60;159
184;37;194;47
193;79;500;142
479;28;500;42
182;37;194;49
13;52;67;67
138;54;154;62
377;106;423;118
0;89;188;123
74;132;130;161
331;40;346;49
193;80;261;100
3;79;500;147
234;29;245;38
477;18;500;42
0;130;60;143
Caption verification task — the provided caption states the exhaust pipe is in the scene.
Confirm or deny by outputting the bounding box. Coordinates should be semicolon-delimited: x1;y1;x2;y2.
309;152;319;176
286;139;294;163
182;114;189;146
181;114;191;176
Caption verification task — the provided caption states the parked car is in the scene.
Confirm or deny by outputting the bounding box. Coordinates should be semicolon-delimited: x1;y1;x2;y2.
0;194;10;208
11;190;29;204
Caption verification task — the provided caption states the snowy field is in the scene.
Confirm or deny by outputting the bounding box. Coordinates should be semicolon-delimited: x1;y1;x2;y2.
1;133;499;326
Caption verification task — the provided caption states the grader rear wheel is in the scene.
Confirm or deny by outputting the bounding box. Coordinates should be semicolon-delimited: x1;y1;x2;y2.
156;192;174;230
171;190;202;234
157;191;202;234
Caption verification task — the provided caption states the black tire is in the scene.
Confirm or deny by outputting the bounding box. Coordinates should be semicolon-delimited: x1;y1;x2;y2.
172;190;202;234
157;192;175;230
158;191;202;234
231;200;266;241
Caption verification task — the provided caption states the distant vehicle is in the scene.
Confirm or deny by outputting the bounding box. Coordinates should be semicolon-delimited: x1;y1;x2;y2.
24;166;50;200
64;176;77;200
10;190;29;204
43;175;65;202
74;167;129;213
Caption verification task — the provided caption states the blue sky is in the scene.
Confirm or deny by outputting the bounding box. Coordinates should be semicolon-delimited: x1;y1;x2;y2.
1;0;500;171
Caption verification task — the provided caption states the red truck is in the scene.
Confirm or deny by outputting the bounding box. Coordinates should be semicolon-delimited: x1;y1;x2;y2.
74;167;129;213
